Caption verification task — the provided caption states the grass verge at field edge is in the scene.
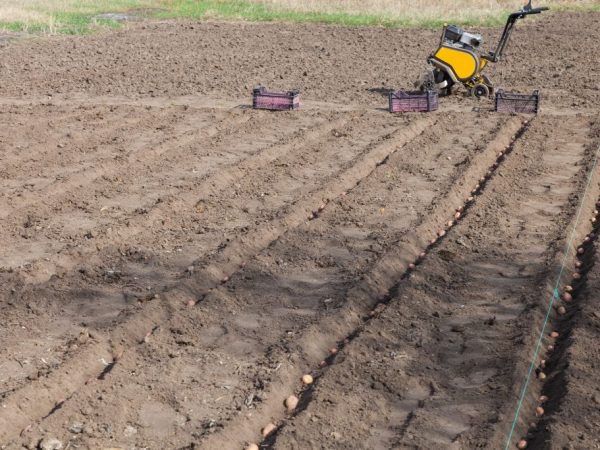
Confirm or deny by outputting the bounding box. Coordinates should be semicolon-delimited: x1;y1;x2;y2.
0;0;598;35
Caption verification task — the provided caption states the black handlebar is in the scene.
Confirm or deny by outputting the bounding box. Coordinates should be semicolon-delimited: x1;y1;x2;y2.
509;5;549;19
525;6;549;14
488;3;548;63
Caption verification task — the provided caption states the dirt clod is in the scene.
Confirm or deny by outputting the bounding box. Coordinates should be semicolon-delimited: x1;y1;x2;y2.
68;422;84;434
38;438;63;450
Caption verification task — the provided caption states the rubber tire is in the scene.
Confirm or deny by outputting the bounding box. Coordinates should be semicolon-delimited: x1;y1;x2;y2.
482;74;494;96
473;84;490;98
433;69;446;84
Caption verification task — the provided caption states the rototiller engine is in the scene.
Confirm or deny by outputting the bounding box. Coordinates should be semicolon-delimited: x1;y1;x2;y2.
415;0;548;97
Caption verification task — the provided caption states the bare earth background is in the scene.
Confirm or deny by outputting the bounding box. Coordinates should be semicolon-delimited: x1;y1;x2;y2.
0;9;599;450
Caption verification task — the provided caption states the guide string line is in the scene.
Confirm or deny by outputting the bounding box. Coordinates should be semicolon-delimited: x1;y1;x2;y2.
504;143;600;449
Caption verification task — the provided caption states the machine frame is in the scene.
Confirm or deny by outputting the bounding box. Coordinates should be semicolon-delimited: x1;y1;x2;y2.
420;1;548;97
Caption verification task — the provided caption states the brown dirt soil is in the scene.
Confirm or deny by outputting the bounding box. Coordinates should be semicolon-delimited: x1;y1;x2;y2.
524;223;600;450
537;251;600;450
0;10;599;450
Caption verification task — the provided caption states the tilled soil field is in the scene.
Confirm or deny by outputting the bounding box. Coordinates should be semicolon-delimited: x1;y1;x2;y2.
0;10;599;450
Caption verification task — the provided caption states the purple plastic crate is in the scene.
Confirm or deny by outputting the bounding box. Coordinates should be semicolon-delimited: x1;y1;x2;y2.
495;89;540;114
252;86;300;111
389;90;438;113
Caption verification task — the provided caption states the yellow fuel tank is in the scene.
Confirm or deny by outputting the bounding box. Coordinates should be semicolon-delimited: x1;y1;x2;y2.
433;45;480;82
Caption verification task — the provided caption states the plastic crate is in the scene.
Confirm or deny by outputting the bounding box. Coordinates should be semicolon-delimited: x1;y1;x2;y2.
495;89;540;114
252;86;300;111
389;90;438;113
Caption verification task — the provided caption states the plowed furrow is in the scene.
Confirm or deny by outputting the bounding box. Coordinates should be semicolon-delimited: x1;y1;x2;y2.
4;113;445;448
127;113;509;450
534;240;600;450
0;108;321;276
0;103;142;181
2;113;423;446
0;112;371;405
0;337;112;443
216;116;528;450
0;106;249;222
266;115;596;450
508;141;600;450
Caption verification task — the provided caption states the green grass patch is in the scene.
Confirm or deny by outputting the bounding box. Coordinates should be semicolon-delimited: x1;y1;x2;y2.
53;12;121;34
0;0;597;35
553;2;600;12
0;15;121;35
154;1;512;28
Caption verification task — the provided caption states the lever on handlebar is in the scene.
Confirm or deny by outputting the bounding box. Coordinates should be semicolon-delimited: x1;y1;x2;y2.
513;5;548;18
522;0;549;13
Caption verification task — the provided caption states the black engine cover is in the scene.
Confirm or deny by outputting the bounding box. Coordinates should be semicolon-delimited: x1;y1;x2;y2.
444;25;463;42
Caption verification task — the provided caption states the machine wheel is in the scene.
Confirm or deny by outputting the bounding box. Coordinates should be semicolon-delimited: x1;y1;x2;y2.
414;69;436;92
443;80;456;97
472;84;490;98
415;68;451;94
435;69;456;96
482;74;494;96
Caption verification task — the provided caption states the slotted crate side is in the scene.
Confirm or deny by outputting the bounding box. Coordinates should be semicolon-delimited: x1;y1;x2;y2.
495;89;540;114
389;90;438;113
252;86;300;110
